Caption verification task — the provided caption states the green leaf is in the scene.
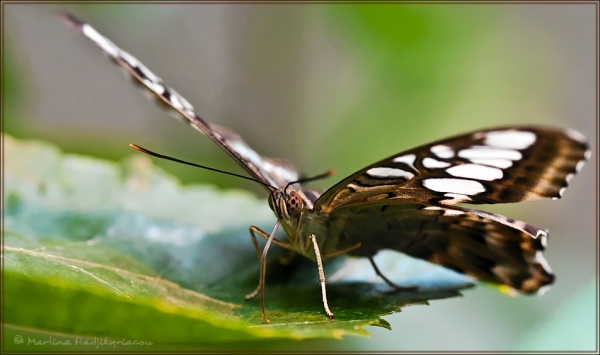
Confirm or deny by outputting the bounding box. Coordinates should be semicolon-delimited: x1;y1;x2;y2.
3;134;473;347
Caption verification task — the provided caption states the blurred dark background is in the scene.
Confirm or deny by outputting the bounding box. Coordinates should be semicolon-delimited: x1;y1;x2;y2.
4;3;596;351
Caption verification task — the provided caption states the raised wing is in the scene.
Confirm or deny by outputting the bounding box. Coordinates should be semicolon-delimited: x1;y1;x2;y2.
316;126;590;214
327;202;553;294
60;12;299;190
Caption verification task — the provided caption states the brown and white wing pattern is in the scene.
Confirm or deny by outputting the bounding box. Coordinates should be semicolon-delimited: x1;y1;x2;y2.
60;12;299;190
327;202;553;294
317;127;589;294
316;126;590;213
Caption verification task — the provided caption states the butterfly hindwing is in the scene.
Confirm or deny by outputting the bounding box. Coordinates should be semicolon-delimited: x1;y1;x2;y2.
326;202;553;294
60;12;299;190
316;127;590;213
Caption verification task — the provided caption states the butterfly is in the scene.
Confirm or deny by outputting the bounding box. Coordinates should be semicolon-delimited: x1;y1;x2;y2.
61;12;591;323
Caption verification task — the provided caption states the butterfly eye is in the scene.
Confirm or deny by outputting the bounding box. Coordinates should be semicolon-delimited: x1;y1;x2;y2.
286;191;304;214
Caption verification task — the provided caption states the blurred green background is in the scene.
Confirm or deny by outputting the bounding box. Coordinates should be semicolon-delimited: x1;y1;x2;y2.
4;3;596;351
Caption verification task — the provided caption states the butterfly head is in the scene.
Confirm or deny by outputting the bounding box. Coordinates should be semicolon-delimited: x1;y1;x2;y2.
268;189;306;220
268;169;333;221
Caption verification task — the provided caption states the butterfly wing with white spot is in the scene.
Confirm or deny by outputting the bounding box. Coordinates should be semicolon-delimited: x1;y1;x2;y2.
316;126;590;213
60;12;299;190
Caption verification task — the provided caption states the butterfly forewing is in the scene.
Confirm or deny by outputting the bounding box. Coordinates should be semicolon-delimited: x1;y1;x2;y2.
60;12;299;190
316;127;590;213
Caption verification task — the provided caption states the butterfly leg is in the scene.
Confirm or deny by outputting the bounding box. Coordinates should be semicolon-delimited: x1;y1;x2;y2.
249;225;294;258
245;225;294;301
322;242;362;259
242;222;282;323
309;235;335;319
368;256;418;292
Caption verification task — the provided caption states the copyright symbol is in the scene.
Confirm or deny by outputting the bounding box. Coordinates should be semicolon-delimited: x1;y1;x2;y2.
14;334;23;344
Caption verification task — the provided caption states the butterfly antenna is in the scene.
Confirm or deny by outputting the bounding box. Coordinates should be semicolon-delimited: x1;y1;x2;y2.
285;169;336;192
130;144;276;189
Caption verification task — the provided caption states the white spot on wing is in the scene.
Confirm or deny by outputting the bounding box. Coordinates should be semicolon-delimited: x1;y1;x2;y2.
164;89;195;118
444;209;465;216
170;89;194;111
423;178;485;195
263;162;298;182
143;79;165;95
535;251;553;274
446;164;503;181
534;229;547;240
458;146;522;160
82;24;119;57
467;158;512;169
423;206;464;216
565;173;575;183
137;63;160;82
565;128;588;143
170;93;183;110
576;159;586;173
228;141;297;183
367;167;414;179
558;186;567;197
442;193;471;204
539;232;548;249
430;145;454;159
119;50;140;67
229;141;264;167
484;131;536;150
392;154;416;169
536;284;552;296
169;92;185;110
116;48;165;95
422;157;451;168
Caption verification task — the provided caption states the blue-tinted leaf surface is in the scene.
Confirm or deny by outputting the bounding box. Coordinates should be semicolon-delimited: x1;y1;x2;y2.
3;134;473;346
